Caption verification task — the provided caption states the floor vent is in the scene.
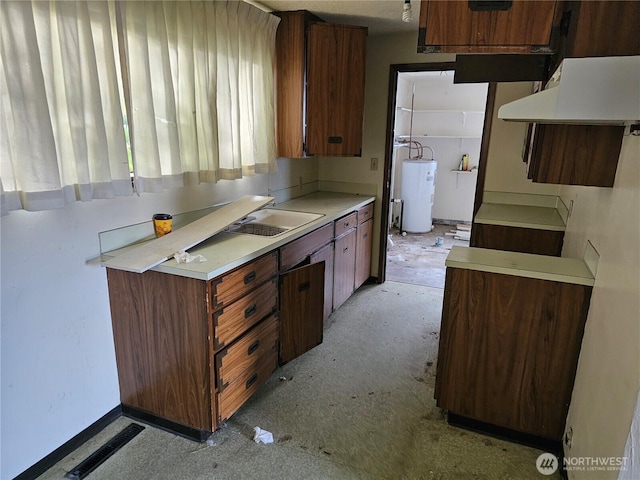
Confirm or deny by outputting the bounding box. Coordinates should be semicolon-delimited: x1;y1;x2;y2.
65;423;144;480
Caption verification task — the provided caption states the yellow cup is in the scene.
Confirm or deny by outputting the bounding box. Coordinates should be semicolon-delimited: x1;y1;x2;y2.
153;213;172;237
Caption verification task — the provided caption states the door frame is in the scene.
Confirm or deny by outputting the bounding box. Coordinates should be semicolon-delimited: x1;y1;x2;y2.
376;62;497;283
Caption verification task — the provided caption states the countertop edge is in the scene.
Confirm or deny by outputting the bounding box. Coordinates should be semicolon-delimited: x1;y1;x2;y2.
473;216;566;231
474;203;566;232
445;259;595;286
445;246;595;287
103;193;375;281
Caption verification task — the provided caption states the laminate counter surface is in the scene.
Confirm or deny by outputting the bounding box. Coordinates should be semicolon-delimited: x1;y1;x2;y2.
474;203;566;231
445;246;594;286
102;192;375;281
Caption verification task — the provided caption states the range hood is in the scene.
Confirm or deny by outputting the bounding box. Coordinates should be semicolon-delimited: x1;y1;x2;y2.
498;56;640;125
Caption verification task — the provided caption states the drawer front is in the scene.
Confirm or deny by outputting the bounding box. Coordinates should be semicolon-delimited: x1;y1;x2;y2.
213;279;278;350
357;202;373;225
217;348;277;423
211;252;277;310
280;222;333;271
216;314;279;388
334;212;357;238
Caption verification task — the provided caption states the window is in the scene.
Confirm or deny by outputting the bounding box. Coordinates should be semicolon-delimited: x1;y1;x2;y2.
0;1;279;214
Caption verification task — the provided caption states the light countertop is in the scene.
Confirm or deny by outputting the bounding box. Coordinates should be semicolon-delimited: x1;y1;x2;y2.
445;246;594;286
474;203;566;231
103;191;375;281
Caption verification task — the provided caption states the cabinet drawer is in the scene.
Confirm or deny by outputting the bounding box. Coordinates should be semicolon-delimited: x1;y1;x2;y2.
211;252;277;310
357;203;373;225
280;222;333;271
215;314;279;389
213;279;278;350
334;212;357;238
217;347;278;423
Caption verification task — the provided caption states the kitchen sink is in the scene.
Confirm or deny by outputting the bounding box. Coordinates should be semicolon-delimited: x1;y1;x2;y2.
225;208;324;237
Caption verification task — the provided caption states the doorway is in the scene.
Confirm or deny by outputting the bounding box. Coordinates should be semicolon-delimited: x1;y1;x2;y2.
377;63;496;287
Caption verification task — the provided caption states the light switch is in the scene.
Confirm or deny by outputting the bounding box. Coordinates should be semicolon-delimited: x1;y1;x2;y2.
370;157;378;171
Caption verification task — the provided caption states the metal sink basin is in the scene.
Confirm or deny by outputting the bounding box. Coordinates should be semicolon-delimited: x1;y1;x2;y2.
226;208;324;237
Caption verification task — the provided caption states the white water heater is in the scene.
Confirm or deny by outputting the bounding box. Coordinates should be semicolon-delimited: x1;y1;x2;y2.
401;159;437;233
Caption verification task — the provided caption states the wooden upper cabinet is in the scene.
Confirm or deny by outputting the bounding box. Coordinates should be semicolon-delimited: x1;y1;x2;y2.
522;1;639;188
275;11;310;159
418;0;561;53
559;0;640;59
275;11;367;158
305;23;366;156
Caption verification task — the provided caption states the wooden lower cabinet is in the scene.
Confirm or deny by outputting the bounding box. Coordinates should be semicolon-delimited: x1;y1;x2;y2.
333;228;357;310
355;218;373;288
435;267;591;440
107;204;374;439
310;242;334;323
107;268;214;435
107;252;287;439
471;223;564;256
216;314;279;423
279;262;325;365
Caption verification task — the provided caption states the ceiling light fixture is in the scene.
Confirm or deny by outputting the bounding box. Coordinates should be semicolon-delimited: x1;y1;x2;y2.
402;0;412;22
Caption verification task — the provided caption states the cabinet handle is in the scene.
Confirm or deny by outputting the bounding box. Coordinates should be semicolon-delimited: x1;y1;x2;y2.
245;373;258;389
298;281;311;292
244;304;257;318
328;136;343;144
343;246;349;253
344;221;350;228
363;233;368;239
468;0;512;11
248;340;260;355
244;271;256;284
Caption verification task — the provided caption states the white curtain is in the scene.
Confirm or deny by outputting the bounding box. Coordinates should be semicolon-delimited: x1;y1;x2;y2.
0;1;132;214
0;0;280;213
121;1;279;193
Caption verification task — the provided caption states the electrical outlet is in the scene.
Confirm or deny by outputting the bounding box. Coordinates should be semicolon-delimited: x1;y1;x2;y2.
370;157;378;171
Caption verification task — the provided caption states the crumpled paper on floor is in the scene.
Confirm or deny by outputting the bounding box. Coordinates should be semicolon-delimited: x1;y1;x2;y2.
253;426;274;444
174;251;207;264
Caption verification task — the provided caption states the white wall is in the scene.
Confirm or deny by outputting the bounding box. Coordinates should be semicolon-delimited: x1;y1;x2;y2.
0;157;318;479
558;136;640;479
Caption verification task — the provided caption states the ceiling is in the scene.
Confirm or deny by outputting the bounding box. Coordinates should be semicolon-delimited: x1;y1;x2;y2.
255;0;422;36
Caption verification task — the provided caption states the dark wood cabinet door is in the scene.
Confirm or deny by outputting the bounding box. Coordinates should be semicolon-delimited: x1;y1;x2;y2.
561;1;640;59
310;242;334;323
471;223;564;256
435;267;591;440
355;218;373;289
274;11;308;159
306;23;366;156
418;0;559;53
531;124;624;187
279;262;325;365
332;229;357;310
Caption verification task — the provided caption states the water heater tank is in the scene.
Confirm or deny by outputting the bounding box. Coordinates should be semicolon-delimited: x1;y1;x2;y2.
401;159;437;233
